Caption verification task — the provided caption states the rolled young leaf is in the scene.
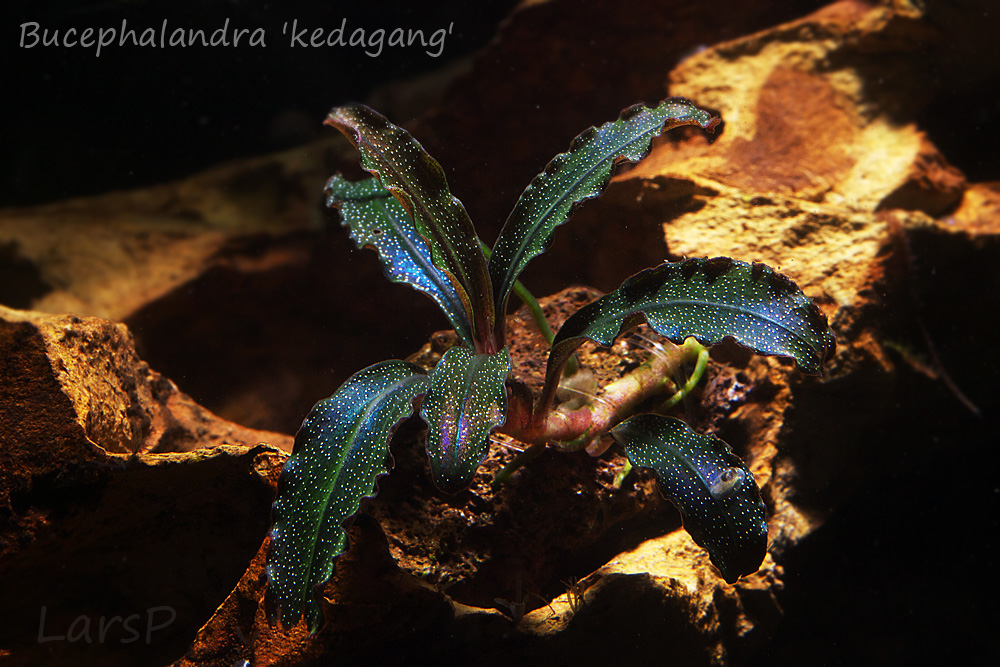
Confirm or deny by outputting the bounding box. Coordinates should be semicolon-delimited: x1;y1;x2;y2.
421;346;510;493
611;414;767;583
327;174;475;348
267;360;429;632
325;104;495;348
538;257;835;414
488;97;719;327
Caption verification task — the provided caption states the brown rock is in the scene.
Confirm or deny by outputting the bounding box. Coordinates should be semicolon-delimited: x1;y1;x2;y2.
634;0;951;210
877;133;967;215
410;0;830;239
948;181;1000;236
0;146;339;321
0;307;290;665
2;0;998;665
0;143;455;434
0;306;291;463
178;1;994;664
0;444;285;667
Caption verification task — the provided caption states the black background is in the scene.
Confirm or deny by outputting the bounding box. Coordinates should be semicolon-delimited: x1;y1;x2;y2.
3;3;999;666
4;0;518;207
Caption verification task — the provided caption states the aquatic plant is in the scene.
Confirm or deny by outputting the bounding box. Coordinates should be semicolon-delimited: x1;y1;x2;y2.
266;98;835;631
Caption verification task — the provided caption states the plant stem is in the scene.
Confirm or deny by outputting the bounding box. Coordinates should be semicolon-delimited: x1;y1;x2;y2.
503;337;708;449
512;282;555;346
659;343;709;410
613;342;707;487
612;461;633;488
479;240;556;346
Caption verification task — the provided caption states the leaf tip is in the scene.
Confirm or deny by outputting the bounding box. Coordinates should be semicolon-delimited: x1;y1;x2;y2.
431;469;475;495
657;96;721;134
323;104;357;135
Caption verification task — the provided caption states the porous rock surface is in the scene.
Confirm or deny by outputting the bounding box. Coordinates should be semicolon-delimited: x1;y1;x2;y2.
1;0;997;665
168;1;1000;664
0;306;290;666
0;140;448;435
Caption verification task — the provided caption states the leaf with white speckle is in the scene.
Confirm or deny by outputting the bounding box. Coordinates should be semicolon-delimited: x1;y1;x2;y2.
326;174;475;347
325;103;494;344
539;257;835;408
267;360;429;632
611;414;767;583
488;97;719;322
421;346;510;493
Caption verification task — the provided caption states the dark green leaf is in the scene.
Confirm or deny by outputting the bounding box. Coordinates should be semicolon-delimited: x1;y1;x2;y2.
611;414;767;583
540;257;834;409
325;104;494;346
326;174;475;347
421;346;510;493
267;360;429;632
488;98;719;321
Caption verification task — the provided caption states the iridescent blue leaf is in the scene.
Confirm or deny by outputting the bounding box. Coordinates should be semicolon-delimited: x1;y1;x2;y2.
539;257;835;412
267;360;429;632
611;414;767;583
326;174;475;347
325;104;495;347
421;346;510;493
489;97;719;321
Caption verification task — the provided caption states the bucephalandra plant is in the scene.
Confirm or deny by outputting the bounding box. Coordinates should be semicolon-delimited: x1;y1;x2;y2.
266;98;836;632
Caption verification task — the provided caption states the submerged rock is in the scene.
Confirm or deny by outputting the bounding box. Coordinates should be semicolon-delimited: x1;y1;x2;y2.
1;1;997;666
0;307;289;666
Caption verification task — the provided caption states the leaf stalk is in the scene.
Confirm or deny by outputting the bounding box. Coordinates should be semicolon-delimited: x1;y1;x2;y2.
501;337;707;449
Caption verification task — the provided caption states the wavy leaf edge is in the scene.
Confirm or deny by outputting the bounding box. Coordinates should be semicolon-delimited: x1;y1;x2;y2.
488;97;720;325
610;413;768;583
325;103;495;348
326;173;476;347
267;360;429;632
536;257;834;415
421;346;511;493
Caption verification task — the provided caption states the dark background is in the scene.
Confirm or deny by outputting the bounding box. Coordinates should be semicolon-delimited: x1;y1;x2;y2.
3;0;519;208
3;2;999;666
5;0;1000;212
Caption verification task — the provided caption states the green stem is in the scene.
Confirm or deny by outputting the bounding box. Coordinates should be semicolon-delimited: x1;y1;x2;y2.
512;282;555;346
659;342;709;410
504;336;705;448
480;240;555;347
613;461;633;488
